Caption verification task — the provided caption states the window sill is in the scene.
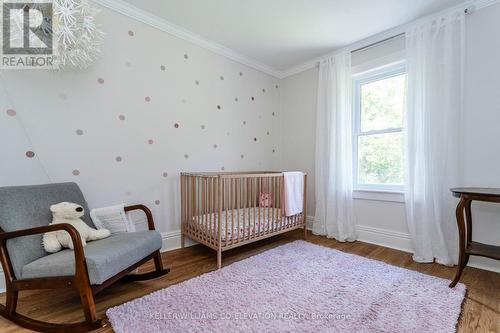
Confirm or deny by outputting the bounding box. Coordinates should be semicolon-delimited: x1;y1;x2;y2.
353;189;405;203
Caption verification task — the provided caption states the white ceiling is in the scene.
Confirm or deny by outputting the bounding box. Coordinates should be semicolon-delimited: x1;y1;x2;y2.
123;0;464;71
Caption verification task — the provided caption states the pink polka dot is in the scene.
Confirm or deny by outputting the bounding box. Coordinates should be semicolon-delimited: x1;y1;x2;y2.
115;156;122;162
72;169;80;176
174;123;179;128
119;115;126;121
97;78;104;84
76;129;84;135
128;30;134;36
148;139;154;144
162;172;168;178
145;96;151;102
155;200;160;205
25;151;35;158
6;109;16;116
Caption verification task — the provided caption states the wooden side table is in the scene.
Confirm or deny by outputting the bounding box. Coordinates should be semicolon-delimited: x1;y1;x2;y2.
449;187;500;287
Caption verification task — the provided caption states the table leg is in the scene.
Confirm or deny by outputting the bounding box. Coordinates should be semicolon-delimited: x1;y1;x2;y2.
450;196;467;288
463;199;472;267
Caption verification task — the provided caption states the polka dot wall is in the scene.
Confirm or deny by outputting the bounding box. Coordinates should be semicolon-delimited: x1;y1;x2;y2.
0;6;281;233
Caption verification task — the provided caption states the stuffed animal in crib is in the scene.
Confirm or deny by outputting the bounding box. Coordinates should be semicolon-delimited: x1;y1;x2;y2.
43;202;111;253
259;192;273;207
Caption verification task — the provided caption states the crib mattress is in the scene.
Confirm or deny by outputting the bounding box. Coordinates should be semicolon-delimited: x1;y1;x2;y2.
189;207;298;241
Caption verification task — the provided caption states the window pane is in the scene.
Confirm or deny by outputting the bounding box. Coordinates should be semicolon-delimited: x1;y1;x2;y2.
358;132;403;185
360;73;406;132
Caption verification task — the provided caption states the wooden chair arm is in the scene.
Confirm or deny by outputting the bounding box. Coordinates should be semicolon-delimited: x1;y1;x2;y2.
124;204;156;230
0;223;87;281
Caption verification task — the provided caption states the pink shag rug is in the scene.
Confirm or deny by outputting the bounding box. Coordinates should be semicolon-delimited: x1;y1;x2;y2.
107;241;466;333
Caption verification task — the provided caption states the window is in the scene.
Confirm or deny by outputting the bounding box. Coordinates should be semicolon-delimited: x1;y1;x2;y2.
353;64;407;192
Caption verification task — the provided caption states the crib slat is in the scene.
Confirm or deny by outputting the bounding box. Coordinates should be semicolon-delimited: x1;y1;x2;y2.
266;177;272;234
246;178;249;240
252;178;256;239
198;176;201;239
303;173;308;238
278;176;282;231
237;177;240;244
240;178;246;240
273;177;278;232
191;176;196;238
218;177;222;252
225;179;228;247
213;177;217;246
208;177;212;245
202;177;205;240
258;177;262;236
208;177;211;245
230;178;233;245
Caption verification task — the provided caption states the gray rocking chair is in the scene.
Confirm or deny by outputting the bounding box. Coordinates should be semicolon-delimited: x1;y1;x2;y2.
0;182;169;332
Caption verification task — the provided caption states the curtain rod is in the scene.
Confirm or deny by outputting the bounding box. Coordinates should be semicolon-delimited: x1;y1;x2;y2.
350;33;405;54
351;5;473;55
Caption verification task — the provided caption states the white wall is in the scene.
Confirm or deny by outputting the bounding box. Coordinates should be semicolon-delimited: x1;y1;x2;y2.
0;6;282;236
280;67;318;216
461;3;500;271
279;4;500;272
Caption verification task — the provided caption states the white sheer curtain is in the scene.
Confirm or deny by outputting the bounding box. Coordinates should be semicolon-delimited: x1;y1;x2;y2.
312;52;357;241
405;10;465;265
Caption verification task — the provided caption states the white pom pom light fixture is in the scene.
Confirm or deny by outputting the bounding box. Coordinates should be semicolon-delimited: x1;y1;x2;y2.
53;0;104;69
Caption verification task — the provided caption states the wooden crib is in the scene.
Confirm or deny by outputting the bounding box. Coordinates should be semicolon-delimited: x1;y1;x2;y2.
180;171;307;268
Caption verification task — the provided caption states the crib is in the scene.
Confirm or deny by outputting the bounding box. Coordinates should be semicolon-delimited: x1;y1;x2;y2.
180;171;307;268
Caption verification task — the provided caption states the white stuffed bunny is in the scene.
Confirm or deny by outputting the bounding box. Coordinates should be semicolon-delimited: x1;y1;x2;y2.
43;202;111;253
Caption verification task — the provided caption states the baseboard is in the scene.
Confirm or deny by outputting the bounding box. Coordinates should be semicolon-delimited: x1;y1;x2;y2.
307;216;500;273
355;224;413;253
160;230;197;251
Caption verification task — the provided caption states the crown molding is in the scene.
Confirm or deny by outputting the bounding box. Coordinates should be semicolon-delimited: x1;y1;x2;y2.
472;0;500;10
92;0;283;78
279;0;500;79
92;0;499;80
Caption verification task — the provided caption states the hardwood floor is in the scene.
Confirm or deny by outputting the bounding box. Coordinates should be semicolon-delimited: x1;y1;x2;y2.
0;230;498;332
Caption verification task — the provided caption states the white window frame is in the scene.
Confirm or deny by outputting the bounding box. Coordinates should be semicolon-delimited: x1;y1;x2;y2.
352;62;406;192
